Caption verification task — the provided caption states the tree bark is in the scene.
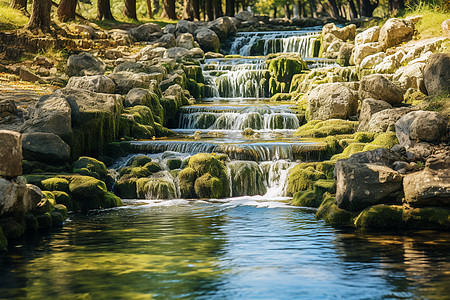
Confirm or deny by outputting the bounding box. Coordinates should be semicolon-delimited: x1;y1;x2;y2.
152;0;160;15
192;0;200;20
293;0;300;18
182;0;194;20
328;0;340;18
213;0;222;19
205;0;213;21
146;0;153;18
97;0;115;20
273;5;277;18
308;0;317;18
25;0;51;32
57;0;77;21
388;0;404;15
284;3;291;19
348;0;358;19
124;0;137;19
161;0;177;19
10;0;27;11
225;0;234;16
359;0;378;17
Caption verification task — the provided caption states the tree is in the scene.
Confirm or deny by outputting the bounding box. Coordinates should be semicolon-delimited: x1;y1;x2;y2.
205;0;213;21
388;0;404;15
225;0;235;16
124;0;137;19
284;3;291;19
358;0;378;17
152;0;160;15
192;0;200;20
57;0;78;21
25;0;51;32
348;0;358;19
10;0;27;11
308;0;317;17
213;0;222;19
161;0;177;19
146;0;153;18
328;0;340;18
98;0;115;20
182;0;194;20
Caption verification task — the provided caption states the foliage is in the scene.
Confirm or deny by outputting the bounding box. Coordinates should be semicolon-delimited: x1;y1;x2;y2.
0;1;28;30
403;1;450;38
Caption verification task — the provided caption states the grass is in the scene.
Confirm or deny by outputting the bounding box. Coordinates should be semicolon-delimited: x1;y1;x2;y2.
403;1;450;38
0;1;28;30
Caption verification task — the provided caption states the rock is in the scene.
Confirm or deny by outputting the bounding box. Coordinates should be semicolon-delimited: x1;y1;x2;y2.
163;47;193;59
359;74;405;105
235;11;253;22
403;153;450;207
205;52;224;59
73;156;108;181
379;18;414;49
324;40;344;58
66;75;116;94
138;46;166;60
374;52;402;74
0;99;17;118
359;52;386;69
19;67;42;83
194;28;220;52
33;56;53;68
176;33;195;49
22;133;70;163
395;111;447;148
163;24;176;34
229;161;266;196
109;29;133;44
0;130;22;178
176;20;201;35
423;53;450;96
74;24;96;38
207;16;237;40
335;148;403;212
322;33;342;53
355;26;380;46
189;47;205;59
337;43;354;67
160;74;184;91
442;19;450;38
130;23;162;41
351;42;383;65
406;142;433;161
357;98;392;131
322;23;356;41
108;72;158;94
394;61;426;90
66;52;105;77
20;93;72;136
157;33;176;48
125;88;158;107
306;83;358;121
366;107;414;133
114;61;167;76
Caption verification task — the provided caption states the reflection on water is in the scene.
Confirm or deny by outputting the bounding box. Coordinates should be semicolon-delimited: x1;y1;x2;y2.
1;199;450;299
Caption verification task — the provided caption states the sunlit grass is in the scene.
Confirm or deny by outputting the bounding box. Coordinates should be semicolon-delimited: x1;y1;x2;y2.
403;1;450;38
0;0;28;30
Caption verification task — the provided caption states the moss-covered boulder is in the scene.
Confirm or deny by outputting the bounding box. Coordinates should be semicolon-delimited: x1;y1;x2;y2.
354;205;404;229
136;178;177;199
114;176;138;199
179;167;197;198
73;157;108;181
287;165;326;196
316;196;356;227
41;177;70;193
266;53;308;95
229;161;266;196
295;119;358;138
53;191;75;211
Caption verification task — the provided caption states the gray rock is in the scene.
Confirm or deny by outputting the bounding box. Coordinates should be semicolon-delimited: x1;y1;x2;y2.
109;29;133;44
379;18;414;49
176;20;202;35
207;16;237;40
130;23;162;41
160;74;184;91
306;83;358;121
337;43;354;67
108;72;162;94
157;33;176;48
351;42;383;65
366;107;414;133
322;23;356;41
235;11;253;22
124;88;158;107
22;132;70;163
359;74;405;105
423;53;450;96
176;33;195;49
358;98;392;132
0;130;22;178
114;61;167;77
66;52;105;77
355;26;380;46
163;47;193;59
163;24;176;34
194;28;220;53
66;75;116;94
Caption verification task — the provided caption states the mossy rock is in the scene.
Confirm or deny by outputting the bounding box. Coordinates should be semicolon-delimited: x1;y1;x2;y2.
24;174;56;189
24;214;39;234
33;198;54;215
53;204;68;220
130;155;152;167
331;142;367;161
50;211;65;226
266;53;308;83
354;132;376;143
131;123;155;139
73;168;100;179
128;167;152;178
41;177;70;193
295;119;358;138
314;179;335;196
354;205;404;229
103;192;123;207
73;157;108;181
136;178;176;199
403;207;450;230
370;132;398;149
68;175;107;200
124;105;155;126
316;196;356;227
188;153;226;179
292;190;320;207
0;227;6;251
315;161;335;179
114;176;138;199
194;174;224;199
179;167;197;198
287;165;326;196
0;217;25;240
36;213;52;229
143;162;162;173
53;191;75;211
41;191;56;206
167;159;182;170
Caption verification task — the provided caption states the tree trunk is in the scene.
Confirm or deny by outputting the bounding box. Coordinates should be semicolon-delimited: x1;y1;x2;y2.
293;0;300;18
146;0;153;18
192;0;200;20
161;0;177;19
205;0;213;21
273;5;277;18
182;0;193;20
308;0;317;18
225;0;234;16
213;0;222;19
57;0;77;21
25;0;51;31
152;0;160;15
123;0;137;19
388;0;404;15
10;0;27;11
348;0;358;19
359;0;378;17
97;0;115;20
328;0;340;18
284;3;291;19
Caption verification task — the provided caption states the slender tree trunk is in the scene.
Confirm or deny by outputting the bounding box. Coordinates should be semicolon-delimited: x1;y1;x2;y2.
273;5;277;18
182;0;194;20
388;0;404;15
123;0;137;19
152;0;160;15
284;3;291;18
192;0;200;19
328;0;340;18
146;0;153;18
97;0;115;20
57;0;77;21
308;0;317;17
348;0;358;19
293;0;300;18
25;0;51;31
213;0;222;19
205;0;213;21
225;0;234;16
359;0;378;17
161;0;177;19
10;0;27;11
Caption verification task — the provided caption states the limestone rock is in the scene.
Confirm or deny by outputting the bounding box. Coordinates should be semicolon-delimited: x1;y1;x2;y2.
66;52;105;77
235;11;253;22
130;23;162;41
379;18;414;49
66;75;116;94
423;53;450;96
442;19;450;38
359;74;404;105
0;130;22;178
394;61;426;90
355;26;380;46
157;33;176;48
163;47;193;59
176;33;195;49
366;107;414;133
358;98;392;132
359;52;386;69
22;132;70;163
306;83;358;120
337;43;354;66
194;28;220;53
352;42;383;65
163;24;176;34
108;72;159;94
207;16;237;40
322;23;356;41
109;29;133;44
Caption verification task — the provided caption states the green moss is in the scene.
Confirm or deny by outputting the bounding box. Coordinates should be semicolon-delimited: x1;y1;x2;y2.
316;196;356;227
194;174;223;199
33;198;54;215
104;192;123;207
287;165;326;196
124;105;155;125
73;157;108;181
354;132;376;143
136;178;176;199
403;207;450;230
36;213;52;229
354;205;404;229
52;191;74;211
314;179;335;195
69;176;107;199
167;159;182;170
73;168;100;179
184;65;204;83
292;190;320;207
50;211;65;226
370;132;398;149
53;204;68;220
316;161;336;179
41;191;56;206
24;174;56;189
41;178;70;193
130;155;152;167
179;167;197;198
114;176;138;199
331;142;367;161
0;227;6;251
295;119;358;138
143;162;162;173
129;167;152;178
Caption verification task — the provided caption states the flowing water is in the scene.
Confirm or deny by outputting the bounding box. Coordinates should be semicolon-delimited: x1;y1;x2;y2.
2;29;450;299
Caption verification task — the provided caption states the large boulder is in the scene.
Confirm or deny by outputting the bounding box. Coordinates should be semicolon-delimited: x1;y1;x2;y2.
337;43;354;66
66;75;116;94
156;33;176;48
366;107;414;133
22;132;70;163
351;42;383;65
20;93;72;136
129;23;162;41
207;16;237;40
394;61;426;90
423;53;450;96
306;83;358;121
235;11;253;22
403;152;450;207
359;52;386;69
66;52;105;77
0;130;22;178
163;47;193;59
358;74;405;105
335;148;403;212
108;72;160;94
194;28;220;53
379;18;414;49
443;19;450;38
109;29;133;44
176;20;201;35
355;26;380;46
176;33;196;49
322;23;356;41
395;111;447;148
357;98;392;132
